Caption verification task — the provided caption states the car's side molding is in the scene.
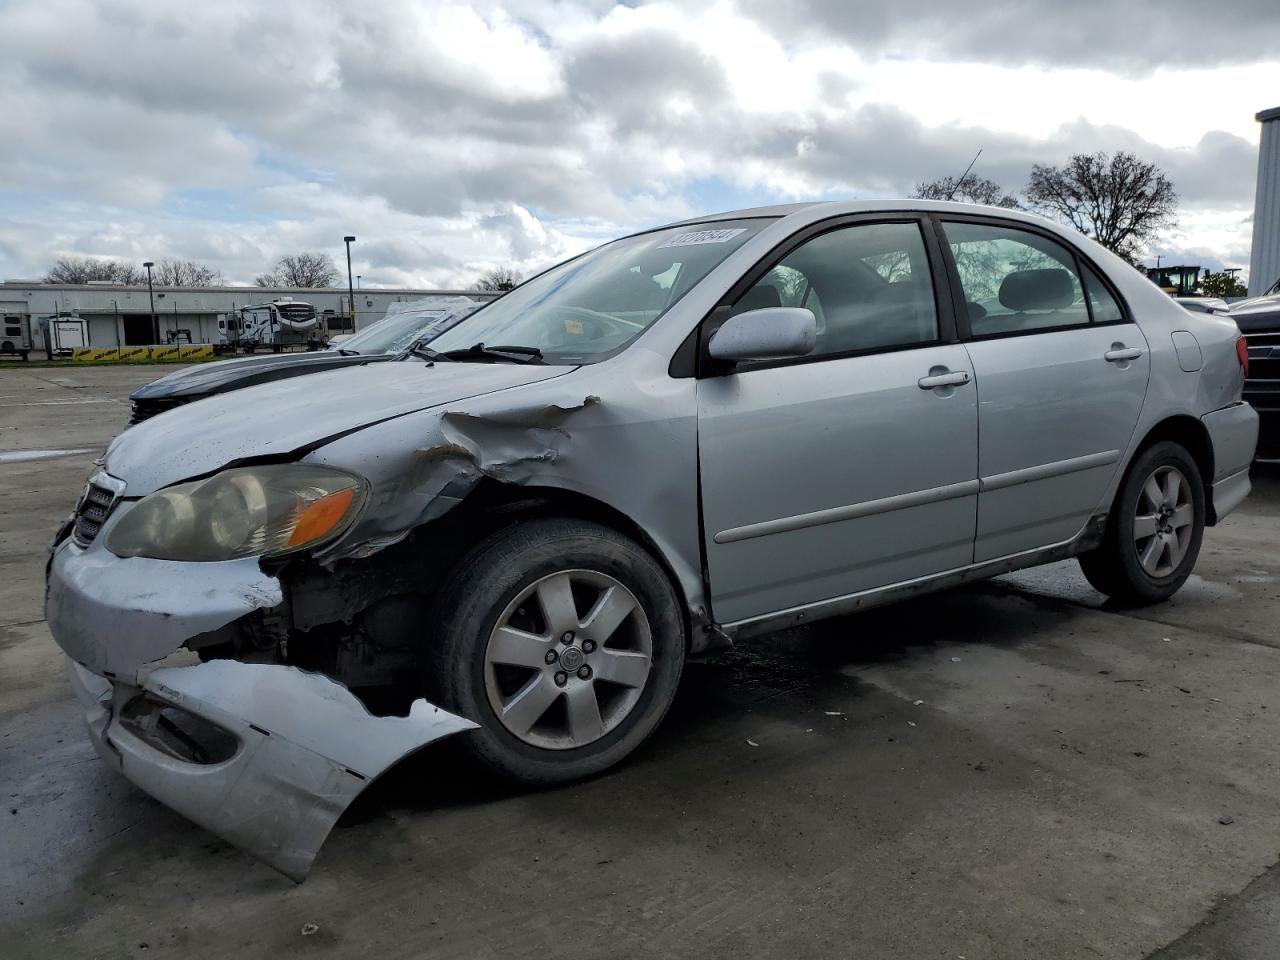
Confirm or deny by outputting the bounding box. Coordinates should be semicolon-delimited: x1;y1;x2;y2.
712;450;1120;546
712;478;980;544
979;449;1121;493
719;513;1108;640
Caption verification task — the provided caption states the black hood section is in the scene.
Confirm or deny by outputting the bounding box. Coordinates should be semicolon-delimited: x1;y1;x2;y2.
130;351;388;402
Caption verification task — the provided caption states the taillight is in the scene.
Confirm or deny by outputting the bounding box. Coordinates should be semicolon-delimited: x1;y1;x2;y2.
1236;336;1249;378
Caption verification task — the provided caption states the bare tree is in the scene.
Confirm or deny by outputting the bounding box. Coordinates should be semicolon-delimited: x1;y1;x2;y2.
255;252;339;288
913;175;1021;209
1025;151;1177;262
152;258;222;286
476;266;523;292
44;257;142;284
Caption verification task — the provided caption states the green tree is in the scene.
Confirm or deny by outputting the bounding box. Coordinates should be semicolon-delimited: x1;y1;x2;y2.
1199;270;1246;298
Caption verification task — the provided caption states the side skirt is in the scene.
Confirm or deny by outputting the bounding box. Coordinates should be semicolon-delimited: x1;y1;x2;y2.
719;514;1108;641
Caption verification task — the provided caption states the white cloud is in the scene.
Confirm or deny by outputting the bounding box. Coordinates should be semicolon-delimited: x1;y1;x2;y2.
0;0;1273;286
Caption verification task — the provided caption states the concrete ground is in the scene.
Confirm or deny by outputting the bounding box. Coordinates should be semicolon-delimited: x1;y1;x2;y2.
2;364;1279;960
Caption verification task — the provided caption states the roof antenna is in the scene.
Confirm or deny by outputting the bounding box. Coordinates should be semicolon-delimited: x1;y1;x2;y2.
946;149;982;201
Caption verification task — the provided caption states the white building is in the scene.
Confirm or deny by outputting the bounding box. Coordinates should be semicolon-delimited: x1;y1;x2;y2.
1248;105;1280;296
0;280;497;349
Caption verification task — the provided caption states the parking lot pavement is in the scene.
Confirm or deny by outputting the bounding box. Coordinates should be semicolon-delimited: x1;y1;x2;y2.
3;364;1280;960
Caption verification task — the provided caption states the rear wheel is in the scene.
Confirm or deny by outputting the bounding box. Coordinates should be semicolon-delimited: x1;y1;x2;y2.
428;517;685;784
1078;441;1205;603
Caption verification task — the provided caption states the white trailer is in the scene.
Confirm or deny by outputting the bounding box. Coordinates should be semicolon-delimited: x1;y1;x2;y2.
220;299;322;352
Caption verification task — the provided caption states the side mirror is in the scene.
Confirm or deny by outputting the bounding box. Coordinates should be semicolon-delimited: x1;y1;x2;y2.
707;307;817;363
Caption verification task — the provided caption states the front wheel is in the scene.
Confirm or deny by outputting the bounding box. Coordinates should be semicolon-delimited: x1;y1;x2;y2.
1078;441;1205;604
428;517;685;784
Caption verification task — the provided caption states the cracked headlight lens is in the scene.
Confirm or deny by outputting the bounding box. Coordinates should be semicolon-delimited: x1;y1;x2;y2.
106;465;365;561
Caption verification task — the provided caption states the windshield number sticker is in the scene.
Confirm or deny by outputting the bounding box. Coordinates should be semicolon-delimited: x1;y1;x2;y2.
564;319;584;335
658;228;747;248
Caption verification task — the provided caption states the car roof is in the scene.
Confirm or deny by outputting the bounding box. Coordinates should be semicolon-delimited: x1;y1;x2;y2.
662;198;1059;231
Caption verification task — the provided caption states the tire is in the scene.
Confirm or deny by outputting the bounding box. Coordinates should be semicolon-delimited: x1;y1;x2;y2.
427;517;685;784
1078;441;1205;604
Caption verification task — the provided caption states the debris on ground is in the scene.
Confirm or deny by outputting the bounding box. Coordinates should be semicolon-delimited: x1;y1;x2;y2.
301;923;320;936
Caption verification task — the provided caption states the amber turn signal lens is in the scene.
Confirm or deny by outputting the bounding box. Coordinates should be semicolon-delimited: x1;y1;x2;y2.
287;488;356;548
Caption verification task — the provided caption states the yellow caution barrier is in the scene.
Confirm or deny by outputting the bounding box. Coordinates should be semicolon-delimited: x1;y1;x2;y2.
72;347;120;362
147;344;182;361
70;343;219;362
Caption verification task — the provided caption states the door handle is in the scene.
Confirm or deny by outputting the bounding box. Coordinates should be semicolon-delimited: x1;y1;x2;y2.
1104;347;1142;363
918;370;970;390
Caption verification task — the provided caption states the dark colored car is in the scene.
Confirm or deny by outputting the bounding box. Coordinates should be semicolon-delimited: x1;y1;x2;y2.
127;297;484;425
1230;281;1280;461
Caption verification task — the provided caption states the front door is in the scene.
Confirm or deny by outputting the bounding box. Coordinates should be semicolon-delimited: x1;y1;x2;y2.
938;218;1150;561
697;218;979;626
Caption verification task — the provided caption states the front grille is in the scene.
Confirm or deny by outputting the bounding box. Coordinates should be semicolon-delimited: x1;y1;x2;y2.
128;395;189;426
72;473;125;547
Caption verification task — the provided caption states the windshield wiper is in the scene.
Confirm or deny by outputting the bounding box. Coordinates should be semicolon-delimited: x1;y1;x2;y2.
440;343;545;364
408;343;453;362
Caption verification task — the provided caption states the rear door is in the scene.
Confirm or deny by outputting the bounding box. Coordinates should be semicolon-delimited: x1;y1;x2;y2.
936;217;1150;561
697;216;979;626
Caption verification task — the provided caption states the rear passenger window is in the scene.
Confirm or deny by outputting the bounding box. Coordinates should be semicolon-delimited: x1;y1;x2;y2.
943;222;1090;335
732;221;939;359
1082;263;1124;323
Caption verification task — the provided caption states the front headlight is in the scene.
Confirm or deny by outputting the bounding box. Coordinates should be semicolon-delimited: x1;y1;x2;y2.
105;465;366;562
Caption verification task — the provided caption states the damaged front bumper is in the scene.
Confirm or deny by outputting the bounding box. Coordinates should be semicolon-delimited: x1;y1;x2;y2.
47;534;476;881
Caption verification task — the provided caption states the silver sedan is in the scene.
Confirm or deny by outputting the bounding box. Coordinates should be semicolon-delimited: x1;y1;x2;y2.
46;200;1258;878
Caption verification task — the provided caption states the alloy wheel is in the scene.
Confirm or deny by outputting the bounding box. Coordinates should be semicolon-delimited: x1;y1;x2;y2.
483;569;653;750
1133;465;1194;578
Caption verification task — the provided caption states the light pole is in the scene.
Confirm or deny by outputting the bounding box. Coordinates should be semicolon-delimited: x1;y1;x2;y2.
343;236;356;332
143;261;157;343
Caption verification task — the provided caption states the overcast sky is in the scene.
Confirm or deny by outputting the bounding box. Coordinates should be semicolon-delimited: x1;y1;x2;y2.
0;0;1273;287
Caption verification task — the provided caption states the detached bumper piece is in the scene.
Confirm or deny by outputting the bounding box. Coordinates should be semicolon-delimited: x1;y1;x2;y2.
67;657;476;881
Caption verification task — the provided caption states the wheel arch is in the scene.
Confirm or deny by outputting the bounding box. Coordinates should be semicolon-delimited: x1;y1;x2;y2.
431;478;714;653
1130;414;1217;522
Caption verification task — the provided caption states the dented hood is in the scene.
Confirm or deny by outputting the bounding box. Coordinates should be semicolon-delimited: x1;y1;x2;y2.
104;359;574;495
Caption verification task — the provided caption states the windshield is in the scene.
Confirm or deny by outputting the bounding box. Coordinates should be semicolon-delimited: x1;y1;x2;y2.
341;299;480;354
428;219;771;362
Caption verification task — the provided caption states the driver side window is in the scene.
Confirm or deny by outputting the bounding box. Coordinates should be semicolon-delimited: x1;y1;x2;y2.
731;221;938;360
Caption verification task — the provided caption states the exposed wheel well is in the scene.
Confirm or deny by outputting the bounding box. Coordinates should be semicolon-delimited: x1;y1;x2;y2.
426;479;700;647
1132;415;1217;522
